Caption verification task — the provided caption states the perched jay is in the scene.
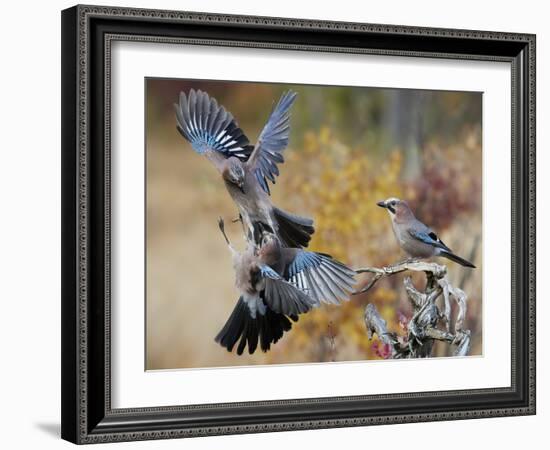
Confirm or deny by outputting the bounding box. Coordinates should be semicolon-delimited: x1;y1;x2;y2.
175;89;314;248
377;197;476;268
215;219;356;354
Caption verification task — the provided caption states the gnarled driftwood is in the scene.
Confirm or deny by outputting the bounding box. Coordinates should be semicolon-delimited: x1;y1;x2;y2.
356;261;471;358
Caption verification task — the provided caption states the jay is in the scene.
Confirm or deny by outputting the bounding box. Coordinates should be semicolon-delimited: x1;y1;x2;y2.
377;197;476;268
215;218;355;355
175;89;314;248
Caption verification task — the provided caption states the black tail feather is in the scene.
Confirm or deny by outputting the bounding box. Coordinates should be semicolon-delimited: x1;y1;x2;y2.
215;297;296;355
273;207;315;248
439;250;476;268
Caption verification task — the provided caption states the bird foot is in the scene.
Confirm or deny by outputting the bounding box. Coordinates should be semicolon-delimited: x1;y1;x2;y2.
217;217;231;246
218;216;225;232
402;257;420;265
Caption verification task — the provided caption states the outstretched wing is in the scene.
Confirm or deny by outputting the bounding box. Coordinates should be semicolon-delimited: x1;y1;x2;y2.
260;265;318;316
408;228;452;252
285;250;356;305
174;89;253;162
247;91;298;194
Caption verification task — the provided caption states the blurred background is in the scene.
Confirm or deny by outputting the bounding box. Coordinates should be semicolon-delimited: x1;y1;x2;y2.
145;78;482;370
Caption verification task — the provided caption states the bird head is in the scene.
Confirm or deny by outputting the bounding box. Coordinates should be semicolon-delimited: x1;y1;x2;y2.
258;231;281;264
223;158;245;193
377;197;412;218
260;231;280;250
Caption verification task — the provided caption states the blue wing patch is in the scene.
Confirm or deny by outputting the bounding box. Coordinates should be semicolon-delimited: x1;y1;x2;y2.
260;264;282;280
287;251;322;278
285;250;355;305
408;229;451;252
174;89;253;161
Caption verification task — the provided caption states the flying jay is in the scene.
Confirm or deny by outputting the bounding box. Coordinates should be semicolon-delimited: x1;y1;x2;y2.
215;218;356;355
377;197;476;268
174;89;314;248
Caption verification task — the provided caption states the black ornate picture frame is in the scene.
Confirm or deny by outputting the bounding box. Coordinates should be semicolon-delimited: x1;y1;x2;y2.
61;4;536;444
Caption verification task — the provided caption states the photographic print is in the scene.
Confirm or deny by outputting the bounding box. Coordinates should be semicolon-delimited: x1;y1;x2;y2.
145;78;482;370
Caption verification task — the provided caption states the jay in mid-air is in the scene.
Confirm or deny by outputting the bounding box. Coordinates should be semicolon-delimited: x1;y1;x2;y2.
215;218;356;355
174;89;314;248
377;197;476;268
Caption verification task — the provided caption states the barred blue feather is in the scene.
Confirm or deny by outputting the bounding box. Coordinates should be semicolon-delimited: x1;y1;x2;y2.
174;89;253;161
287;252;321;278
407;229;451;252
260;264;281;280
285;250;356;305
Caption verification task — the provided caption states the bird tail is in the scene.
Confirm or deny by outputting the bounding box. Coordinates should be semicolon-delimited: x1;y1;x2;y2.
215;297;297;355
439;250;476;268
273;207;315;248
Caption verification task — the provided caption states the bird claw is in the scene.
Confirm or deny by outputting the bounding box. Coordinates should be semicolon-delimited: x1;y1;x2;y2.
218;216;225;233
399;257;420;265
218;216;232;246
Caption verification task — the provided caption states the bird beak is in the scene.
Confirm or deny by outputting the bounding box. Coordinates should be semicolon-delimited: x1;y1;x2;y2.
376;200;387;209
238;182;245;194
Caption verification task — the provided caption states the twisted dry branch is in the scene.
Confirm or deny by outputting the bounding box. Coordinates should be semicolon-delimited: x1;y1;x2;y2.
355;260;471;358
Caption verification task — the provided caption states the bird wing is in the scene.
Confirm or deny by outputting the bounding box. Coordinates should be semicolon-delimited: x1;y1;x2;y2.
407;228;452;252
174;89;253;164
246;91;298;194
284;250;356;305
259;265;318;315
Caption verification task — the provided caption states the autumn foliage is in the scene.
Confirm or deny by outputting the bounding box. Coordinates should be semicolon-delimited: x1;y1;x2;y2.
265;126;482;364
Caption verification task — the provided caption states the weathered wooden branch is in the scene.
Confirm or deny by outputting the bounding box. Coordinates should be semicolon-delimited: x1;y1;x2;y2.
356;260;471;358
